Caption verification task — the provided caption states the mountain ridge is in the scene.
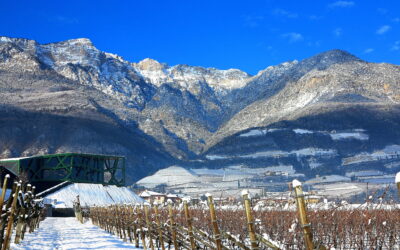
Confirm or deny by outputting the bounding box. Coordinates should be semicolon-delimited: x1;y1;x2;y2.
1;36;400;182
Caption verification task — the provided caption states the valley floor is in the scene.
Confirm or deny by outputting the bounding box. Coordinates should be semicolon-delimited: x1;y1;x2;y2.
11;217;138;250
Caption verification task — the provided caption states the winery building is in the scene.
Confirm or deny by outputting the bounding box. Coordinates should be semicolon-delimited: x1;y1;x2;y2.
0;153;126;192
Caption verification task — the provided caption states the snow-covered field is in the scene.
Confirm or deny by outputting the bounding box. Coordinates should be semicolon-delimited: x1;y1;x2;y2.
238;128;370;141
11;218;138;250
44;183;143;208
342;144;400;165
206;147;337;160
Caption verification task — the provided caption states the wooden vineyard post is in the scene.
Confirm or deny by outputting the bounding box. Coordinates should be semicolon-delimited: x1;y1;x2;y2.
14;190;27;244
168;200;179;250
396;172;400;198
74;195;83;224
117;206;125;240
20;184;32;241
206;193;222;250
2;183;20;250
144;204;155;250
0;182;17;247
154;205;165;250
292;180;314;250
0;175;9;212
30;186;38;231
137;206;147;250
124;205;133;243
183;199;196;250
131;206;139;248
242;190;259;250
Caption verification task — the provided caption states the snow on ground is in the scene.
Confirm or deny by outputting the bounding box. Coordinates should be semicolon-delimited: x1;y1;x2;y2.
292;128;370;141
238;129;266;137
306;175;351;184
190;165;296;178
357;174;396;184
238;148;337;159
342;144;400;165
293;128;313;134
206;147;337;160
226;165;296;175
329;131;369;141
345;170;384;177
312;182;367;198
190;168;225;175
136;166;199;188
205;154;229;160
11;217;138;250
239;127;369;141
45;183;143;208
238;128;284;137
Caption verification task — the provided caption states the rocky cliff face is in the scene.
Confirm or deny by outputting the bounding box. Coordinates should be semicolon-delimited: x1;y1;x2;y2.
202;50;400;178
1;36;400;181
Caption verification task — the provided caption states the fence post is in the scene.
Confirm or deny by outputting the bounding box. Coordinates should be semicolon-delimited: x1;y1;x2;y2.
154;205;165;250
183;199;196;250
2;183;21;250
167;200;179;250
123;205;133;243
137;205;147;250
14;190;26;244
74;195;83;224
292;180;314;250
206;193;222;250
144;204;155;250
131;206;139;248
0;182;17;247
0;175;9;212
396;172;400;198
242;190;259;250
20;186;32;241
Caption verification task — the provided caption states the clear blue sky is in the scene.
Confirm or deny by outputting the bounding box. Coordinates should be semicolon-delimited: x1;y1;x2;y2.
1;0;399;74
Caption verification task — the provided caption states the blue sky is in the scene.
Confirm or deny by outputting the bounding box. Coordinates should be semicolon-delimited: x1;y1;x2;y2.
1;0;399;74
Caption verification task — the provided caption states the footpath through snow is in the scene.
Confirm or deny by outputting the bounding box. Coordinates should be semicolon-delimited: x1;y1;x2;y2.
11;217;139;250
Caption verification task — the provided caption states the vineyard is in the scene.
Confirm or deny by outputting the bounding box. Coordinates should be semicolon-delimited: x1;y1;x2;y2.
1;174;398;249
0;175;44;250
82;180;400;250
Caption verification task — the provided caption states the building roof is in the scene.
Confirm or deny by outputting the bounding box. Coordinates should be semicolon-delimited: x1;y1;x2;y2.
166;194;179;198
44;183;143;208
139;190;166;197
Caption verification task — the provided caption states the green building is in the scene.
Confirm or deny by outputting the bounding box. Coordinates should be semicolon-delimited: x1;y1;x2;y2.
0;153;125;191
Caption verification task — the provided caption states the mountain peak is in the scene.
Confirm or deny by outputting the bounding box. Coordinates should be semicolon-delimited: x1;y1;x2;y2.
56;38;94;47
136;58;167;71
300;49;361;70
313;49;360;63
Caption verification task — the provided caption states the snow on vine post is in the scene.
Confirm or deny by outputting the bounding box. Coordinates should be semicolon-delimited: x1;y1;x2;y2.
153;205;165;250
396;172;400;198
3;183;21;249
292;179;314;250
143;202;154;249
0;174;10;212
183;197;196;249
206;193;222;250
241;189;258;250
167;199;178;249
136;205;146;249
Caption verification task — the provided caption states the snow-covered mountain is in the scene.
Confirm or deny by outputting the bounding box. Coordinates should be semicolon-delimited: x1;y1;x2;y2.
1;36;400;182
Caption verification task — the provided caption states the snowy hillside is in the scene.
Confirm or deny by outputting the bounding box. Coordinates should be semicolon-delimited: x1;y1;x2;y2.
44;183;143;208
